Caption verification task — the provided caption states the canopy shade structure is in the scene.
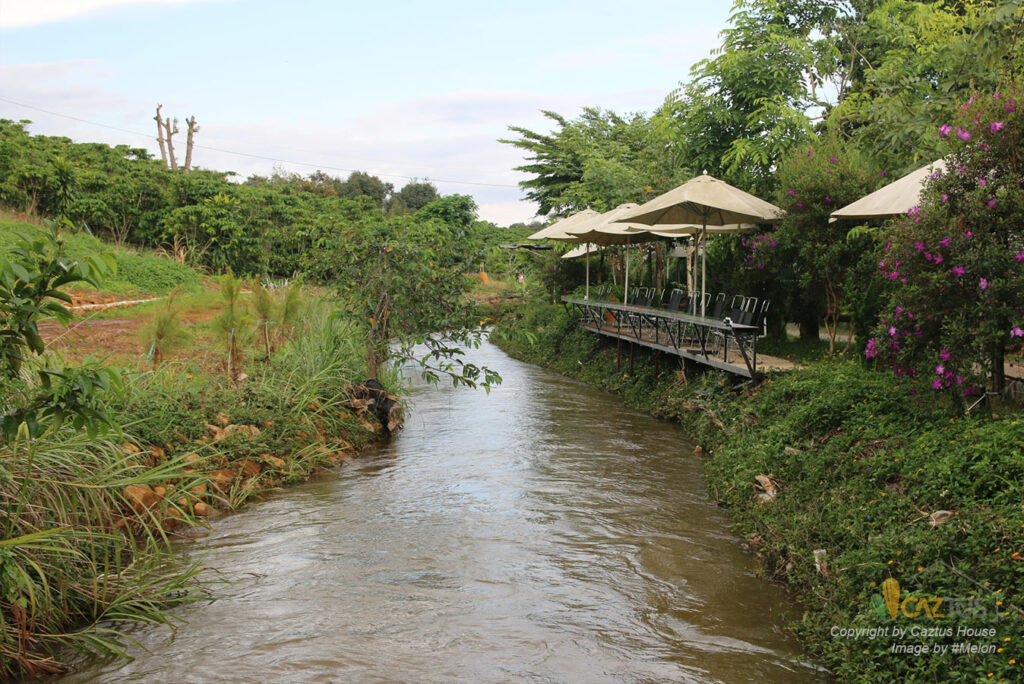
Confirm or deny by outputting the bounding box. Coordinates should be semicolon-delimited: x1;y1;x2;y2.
616;173;783;315
527;209;599;240
830;159;947;220
561;243;599;259
617;172;784;227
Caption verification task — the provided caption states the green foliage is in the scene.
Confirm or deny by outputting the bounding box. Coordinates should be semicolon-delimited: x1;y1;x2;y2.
501;108;686;216
868;83;1024;395
140;286;190;367
211;268;251;379
768;135;880;352
0;225;121;440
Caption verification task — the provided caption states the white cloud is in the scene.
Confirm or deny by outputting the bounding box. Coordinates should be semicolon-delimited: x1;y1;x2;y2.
0;0;222;29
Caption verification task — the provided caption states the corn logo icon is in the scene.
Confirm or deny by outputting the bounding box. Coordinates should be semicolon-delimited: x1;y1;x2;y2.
881;578;901;619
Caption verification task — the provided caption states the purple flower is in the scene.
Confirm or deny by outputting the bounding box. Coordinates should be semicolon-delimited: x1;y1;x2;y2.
980;277;988;290
1012;327;1024;338
978;177;988;187
965;231;972;238
787;189;795;197
879;170;887;177
936;364;946;375
864;338;878;358
956;128;971;141
914;241;925;252
938;124;953;136
807;147;814;156
825;197;832;203
941;193;948;203
933;254;943;265
796;202;803;208
888;325;897;337
924;252;933;261
991;121;1006;133
1006;100;1017;113
932;379;943;390
829;156;837;163
940;348;952;361
1015;251;1024;263
987;197;997;208
939;237;951;247
907;205;921;217
952;265;965;276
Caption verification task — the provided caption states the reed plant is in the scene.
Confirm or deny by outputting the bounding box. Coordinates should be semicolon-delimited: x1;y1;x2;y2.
0;424;208;678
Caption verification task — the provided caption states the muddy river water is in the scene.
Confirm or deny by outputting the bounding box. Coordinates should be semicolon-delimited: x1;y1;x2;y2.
60;342;824;683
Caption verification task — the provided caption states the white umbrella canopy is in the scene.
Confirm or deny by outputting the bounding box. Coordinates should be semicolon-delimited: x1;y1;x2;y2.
527;208;599;240
830;159;947;220
617;173;783;315
564;204;663;300
561;243;599;259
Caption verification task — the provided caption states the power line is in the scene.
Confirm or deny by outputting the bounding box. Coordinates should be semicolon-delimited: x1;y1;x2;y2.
0;95;521;189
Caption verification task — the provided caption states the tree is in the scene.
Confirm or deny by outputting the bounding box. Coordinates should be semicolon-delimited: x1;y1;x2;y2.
866;83;1024;398
391;180;439;213
501;108;684;216
769;135;879;352
0;225;120;440
335;171;393;207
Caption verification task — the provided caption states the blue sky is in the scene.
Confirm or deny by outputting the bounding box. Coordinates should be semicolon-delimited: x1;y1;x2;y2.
0;0;734;224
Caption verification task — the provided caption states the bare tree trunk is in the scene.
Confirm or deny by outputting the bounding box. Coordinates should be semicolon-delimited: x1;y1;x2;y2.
154;105;168;167
184;116;199;171
163;117;179;170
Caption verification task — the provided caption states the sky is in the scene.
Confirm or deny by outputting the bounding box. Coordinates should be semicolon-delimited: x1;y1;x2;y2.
0;0;734;225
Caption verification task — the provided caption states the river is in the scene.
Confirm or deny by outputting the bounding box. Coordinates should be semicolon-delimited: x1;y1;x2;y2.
58;342;824;683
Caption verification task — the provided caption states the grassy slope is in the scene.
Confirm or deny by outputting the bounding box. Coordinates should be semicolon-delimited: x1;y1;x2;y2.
490;298;1024;683
0;216;202;294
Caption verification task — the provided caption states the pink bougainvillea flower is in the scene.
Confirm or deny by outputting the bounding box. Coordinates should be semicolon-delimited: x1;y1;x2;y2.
987;197;997;208
965;231;972;238
864;338;878;358
936;364;945;375
787;189;795;197
980;277;989;290
978;177;987;187
1015;251;1024;263
940;348;951;361
991;121;1006;133
941;193;948;203
907;205;920;217
914;241;925;252
933;254;943;264
888;326;897;336
952;265;965;276
924;252;933;261
932;379;943;390
994;91;1000;99
956;128;971;141
938;237;951;247
1006;100;1017;113
1011;327;1024;338
795;202;803;207
938;124;953;136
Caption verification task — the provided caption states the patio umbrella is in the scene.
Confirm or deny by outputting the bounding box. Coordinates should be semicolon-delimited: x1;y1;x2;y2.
561;243;599;259
830;159;947;220
526;208;599;240
564;203;663;301
617;172;783;315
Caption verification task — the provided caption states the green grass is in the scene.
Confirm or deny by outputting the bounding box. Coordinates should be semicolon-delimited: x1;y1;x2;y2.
0;218;202;295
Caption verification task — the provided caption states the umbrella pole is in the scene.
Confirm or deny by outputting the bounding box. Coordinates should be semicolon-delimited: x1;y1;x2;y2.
624;243;630;304
701;219;707;317
585;244;590;299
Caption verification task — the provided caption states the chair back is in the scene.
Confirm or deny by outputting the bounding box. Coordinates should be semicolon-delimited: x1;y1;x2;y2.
667;288;683;312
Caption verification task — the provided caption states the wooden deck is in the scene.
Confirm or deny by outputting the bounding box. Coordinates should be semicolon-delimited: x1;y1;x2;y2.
563;296;798;379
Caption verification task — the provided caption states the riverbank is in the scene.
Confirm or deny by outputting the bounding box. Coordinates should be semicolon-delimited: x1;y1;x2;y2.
491;298;1023;683
1;290;397;679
